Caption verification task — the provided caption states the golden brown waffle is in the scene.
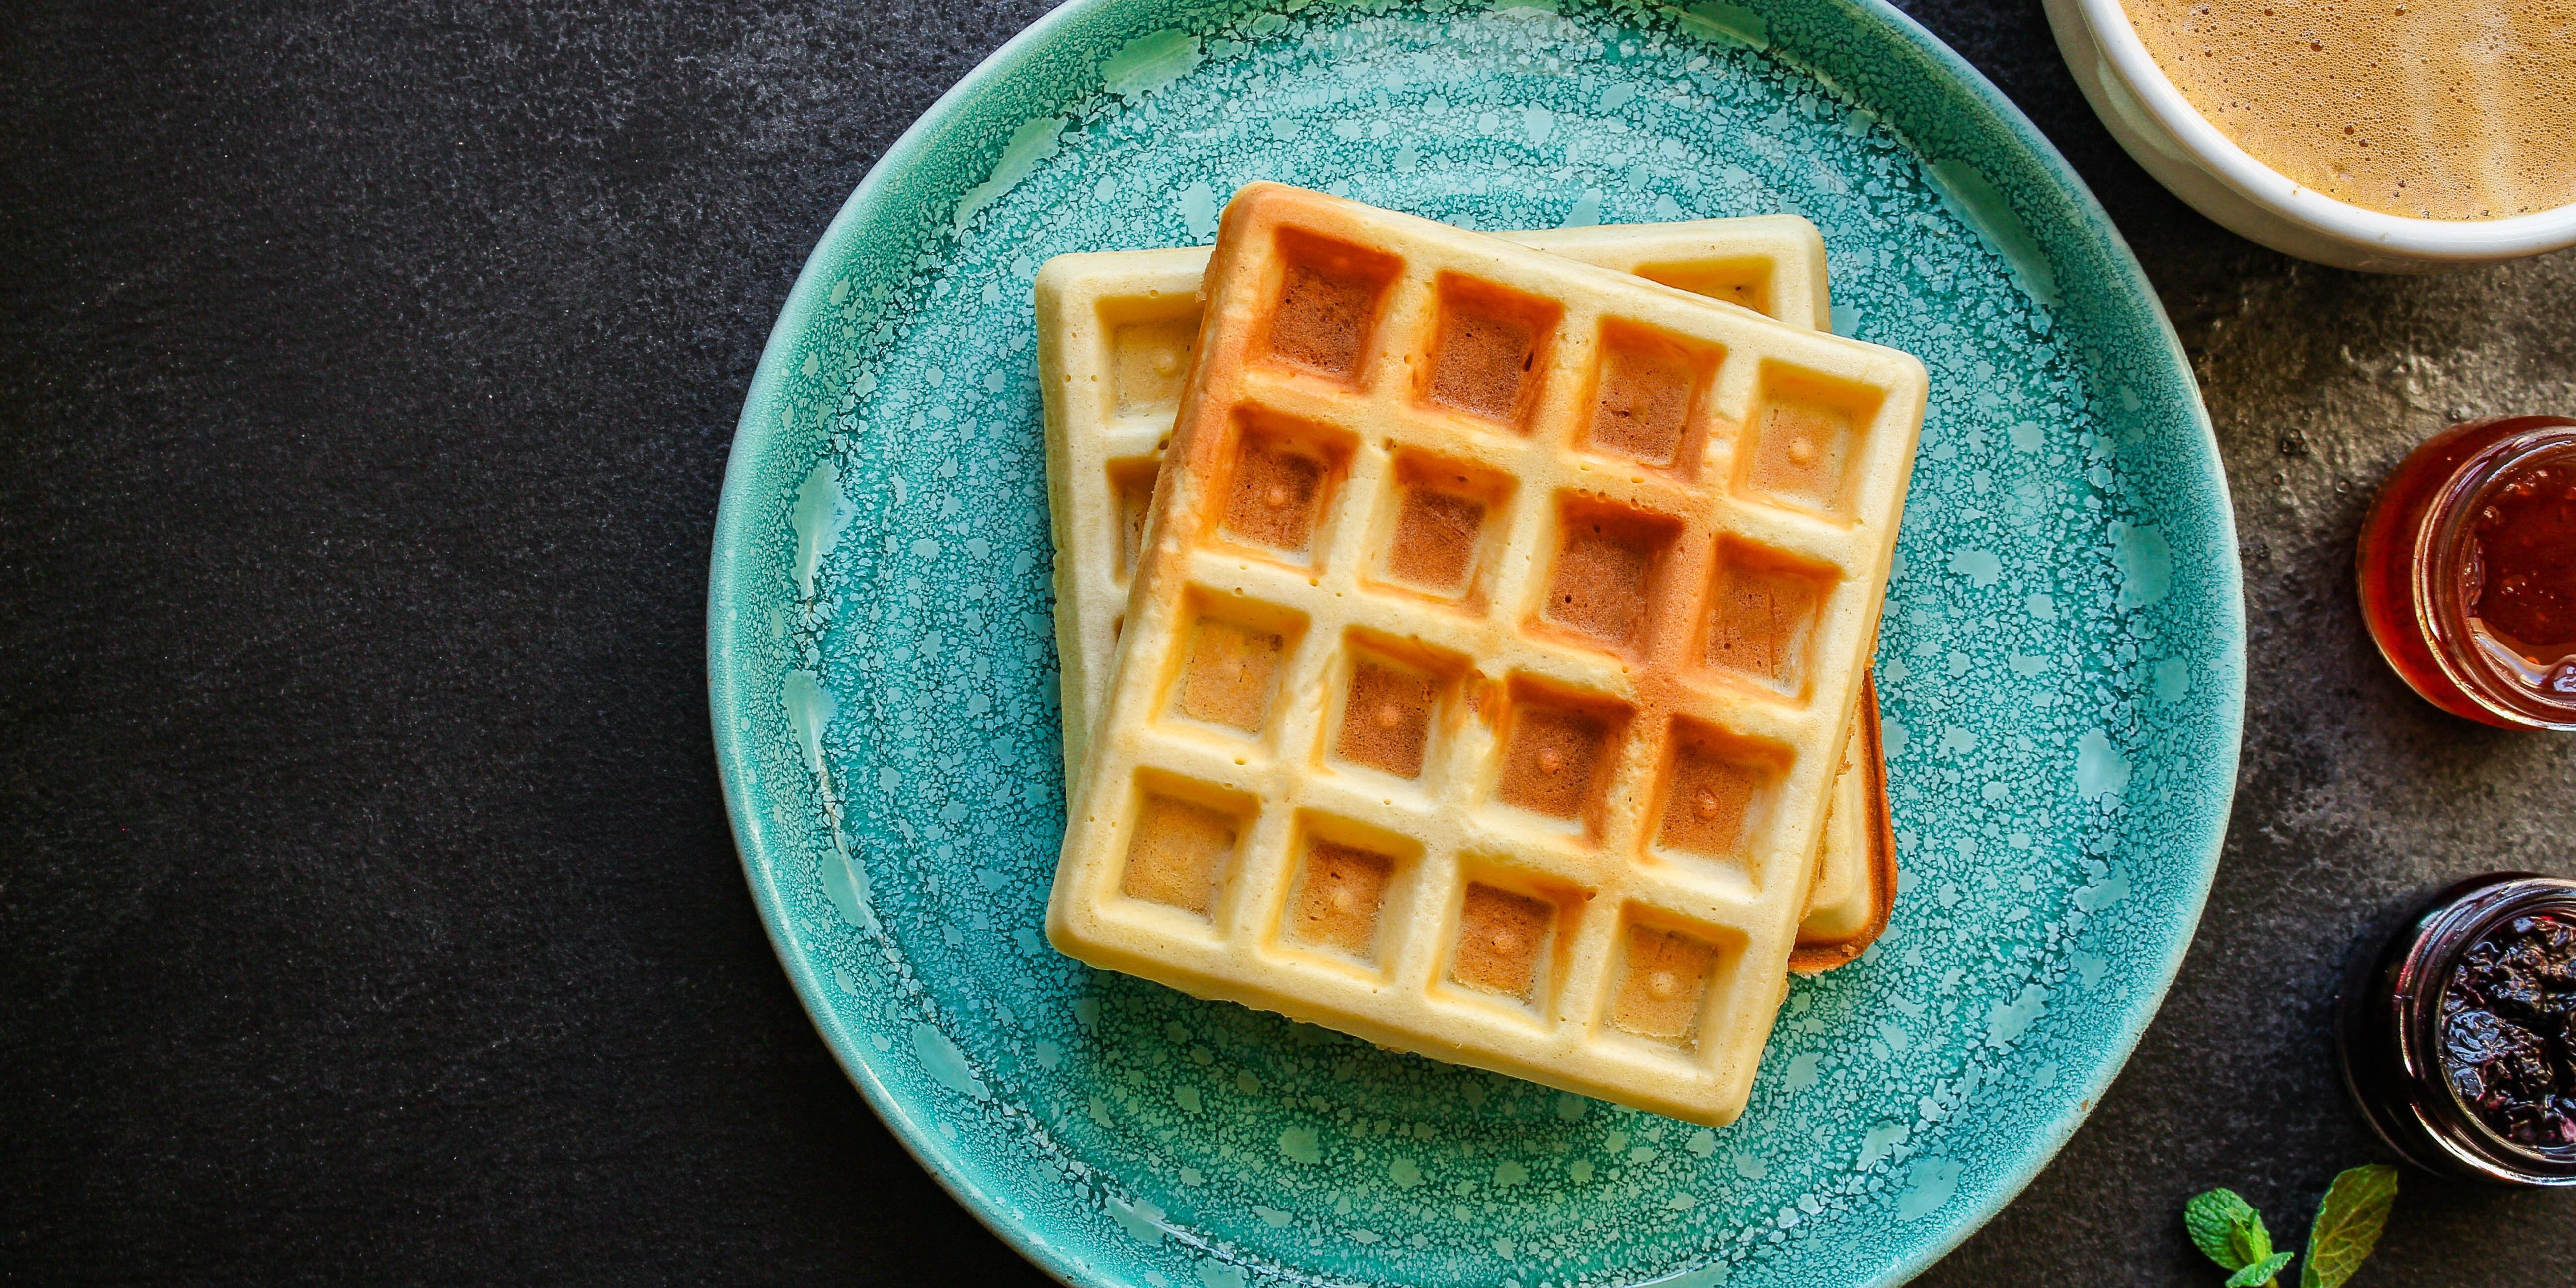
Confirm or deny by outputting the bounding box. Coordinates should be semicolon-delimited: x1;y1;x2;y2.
1034;223;1893;969
1045;184;1926;1126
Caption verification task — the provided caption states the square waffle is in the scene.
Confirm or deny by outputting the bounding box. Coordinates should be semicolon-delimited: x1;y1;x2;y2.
1045;185;1927;1126
1036;222;1894;970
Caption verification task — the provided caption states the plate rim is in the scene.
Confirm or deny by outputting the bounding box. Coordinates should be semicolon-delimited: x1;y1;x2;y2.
707;1;2246;1284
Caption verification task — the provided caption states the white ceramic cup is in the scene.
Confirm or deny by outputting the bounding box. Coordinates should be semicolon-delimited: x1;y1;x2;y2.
2042;0;2576;272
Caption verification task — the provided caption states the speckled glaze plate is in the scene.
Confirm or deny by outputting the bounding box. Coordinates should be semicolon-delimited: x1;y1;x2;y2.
707;1;2242;1284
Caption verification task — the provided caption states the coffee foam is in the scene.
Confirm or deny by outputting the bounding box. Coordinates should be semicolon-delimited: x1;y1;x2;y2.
2123;0;2576;220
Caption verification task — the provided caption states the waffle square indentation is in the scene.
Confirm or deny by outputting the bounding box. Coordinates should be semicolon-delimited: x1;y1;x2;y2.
1449;881;1560;1003
1699;540;1838;697
1333;656;1439;780
1539;498;1683;656
1282;835;1401;966
1261;230;1400;381
1167;603;1299;738
1388;489;1484;592
1422;275;1560;430
1107;457;1160;582
1652;719;1786;872
1584;322;1717;470
1607;920;1722;1044
1216;411;1354;562
1738;361;1888;521
1493;681;1631;829
1635;256;1780;318
1111;314;1200;418
1369;451;1513;608
1121;787;1245;918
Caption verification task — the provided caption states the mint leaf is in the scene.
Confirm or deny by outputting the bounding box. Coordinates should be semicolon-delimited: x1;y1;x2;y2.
2183;1188;2252;1267
2300;1164;2399;1288
2185;1188;2271;1270
2228;1250;2296;1288
2233;1207;2275;1266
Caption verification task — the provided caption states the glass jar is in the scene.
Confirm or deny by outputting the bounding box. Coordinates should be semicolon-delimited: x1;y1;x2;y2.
2339;872;2576;1187
2356;415;2576;730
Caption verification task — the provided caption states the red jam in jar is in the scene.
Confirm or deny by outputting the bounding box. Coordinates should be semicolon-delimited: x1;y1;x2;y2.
2358;416;2576;730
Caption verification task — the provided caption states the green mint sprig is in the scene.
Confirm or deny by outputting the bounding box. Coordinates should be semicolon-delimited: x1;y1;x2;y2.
2184;1188;2287;1286
2233;1251;2298;1288
2182;1165;2399;1288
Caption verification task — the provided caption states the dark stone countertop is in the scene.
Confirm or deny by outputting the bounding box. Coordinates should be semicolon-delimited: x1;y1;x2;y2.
2;1;2569;1283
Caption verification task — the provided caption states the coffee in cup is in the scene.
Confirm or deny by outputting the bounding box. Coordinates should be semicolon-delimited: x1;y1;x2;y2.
2121;0;2576;221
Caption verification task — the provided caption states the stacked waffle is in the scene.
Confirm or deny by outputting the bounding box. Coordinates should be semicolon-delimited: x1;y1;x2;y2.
1035;184;1925;1127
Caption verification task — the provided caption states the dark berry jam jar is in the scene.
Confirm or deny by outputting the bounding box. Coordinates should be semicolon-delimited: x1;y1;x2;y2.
2340;873;2576;1186
2357;415;2576;730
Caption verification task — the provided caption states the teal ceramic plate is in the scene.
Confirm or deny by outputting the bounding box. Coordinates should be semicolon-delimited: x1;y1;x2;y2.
709;1;2241;1284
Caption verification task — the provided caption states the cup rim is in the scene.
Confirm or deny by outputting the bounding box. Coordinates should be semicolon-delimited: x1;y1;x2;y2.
2075;0;2576;260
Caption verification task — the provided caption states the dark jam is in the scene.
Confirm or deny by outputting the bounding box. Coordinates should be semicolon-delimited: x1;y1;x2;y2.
2357;415;2576;730
2442;912;2576;1148
2341;874;2576;1187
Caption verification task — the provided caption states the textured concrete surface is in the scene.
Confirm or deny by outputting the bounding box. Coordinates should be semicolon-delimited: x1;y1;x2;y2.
1;0;2570;1284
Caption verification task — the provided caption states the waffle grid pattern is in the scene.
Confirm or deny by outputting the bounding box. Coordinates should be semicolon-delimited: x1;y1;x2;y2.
1034;226;1893;967
1047;186;1926;1125
1036;217;1830;777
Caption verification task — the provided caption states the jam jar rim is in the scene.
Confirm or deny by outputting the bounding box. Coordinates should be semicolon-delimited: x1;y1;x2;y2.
2411;422;2576;731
